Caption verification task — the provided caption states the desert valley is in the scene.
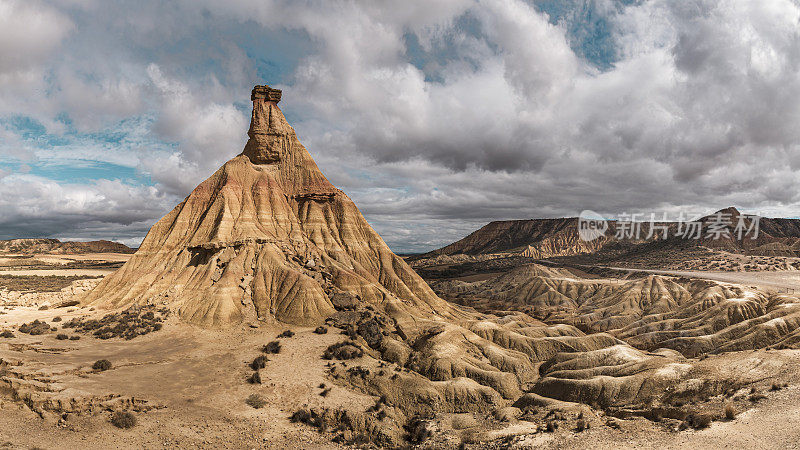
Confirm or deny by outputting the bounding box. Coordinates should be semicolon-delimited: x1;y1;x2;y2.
1;85;800;450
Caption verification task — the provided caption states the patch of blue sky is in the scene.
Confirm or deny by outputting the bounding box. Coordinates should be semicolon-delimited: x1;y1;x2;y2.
0;114;172;186
531;0;638;71
403;11;485;84
28;161;148;185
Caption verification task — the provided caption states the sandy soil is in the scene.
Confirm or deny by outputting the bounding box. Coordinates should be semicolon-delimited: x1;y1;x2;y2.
0;306;368;449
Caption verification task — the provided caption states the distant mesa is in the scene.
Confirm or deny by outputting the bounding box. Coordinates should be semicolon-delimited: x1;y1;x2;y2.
0;238;135;255
412;207;800;265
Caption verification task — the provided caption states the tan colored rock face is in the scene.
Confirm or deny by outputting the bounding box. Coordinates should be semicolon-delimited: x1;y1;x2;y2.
83;84;455;327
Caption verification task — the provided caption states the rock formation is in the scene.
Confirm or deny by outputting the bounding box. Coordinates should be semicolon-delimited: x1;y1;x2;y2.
84;85;455;327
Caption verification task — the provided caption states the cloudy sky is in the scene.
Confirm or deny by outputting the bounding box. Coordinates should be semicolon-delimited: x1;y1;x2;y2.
1;0;800;252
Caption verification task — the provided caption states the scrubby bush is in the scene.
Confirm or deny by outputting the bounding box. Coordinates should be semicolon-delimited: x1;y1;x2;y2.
19;320;51;335
69;335;80;340
0;330;14;338
251;355;268;370
323;341;364;360
111;411;137;429
771;382;783;391
262;341;281;354
724;402;736;420
246;394;266;409
93;359;112;371
277;329;295;338
247;372;262;384
56;333;69;340
51;316;62;322
685;413;713;429
313;326;328;334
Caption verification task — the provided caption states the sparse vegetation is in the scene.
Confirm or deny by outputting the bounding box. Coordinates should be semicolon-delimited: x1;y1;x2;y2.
0;330;14;338
0;275;98;293
18;320;51;335
250;355;268;370
62;305;168;340
69;335;80;340
684;413;713;429
246;394;266;409
262;341;281;354
277;329;295;338
51;316;62;322
247;372;262;384
111;411;137;429
93;359;112;371
323;341;364;360
56;333;69;340
314;326;328;334
724;402;736;420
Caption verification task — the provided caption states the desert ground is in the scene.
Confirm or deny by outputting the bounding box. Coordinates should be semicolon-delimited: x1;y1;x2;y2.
2;254;800;449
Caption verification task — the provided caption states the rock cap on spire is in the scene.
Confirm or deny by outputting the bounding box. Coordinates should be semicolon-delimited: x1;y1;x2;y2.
251;85;282;103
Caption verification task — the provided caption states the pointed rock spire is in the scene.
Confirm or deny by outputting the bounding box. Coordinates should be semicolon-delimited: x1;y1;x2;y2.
242;84;290;164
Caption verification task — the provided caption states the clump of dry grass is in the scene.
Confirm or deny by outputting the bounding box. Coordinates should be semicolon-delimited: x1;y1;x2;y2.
247;372;262;384
277;329;295;338
262;341;281;354
19;320;51;335
111;411;137;429
246;394;266;409
250;355;268;370
724;402;736;420
313;326;328;334
56;333;69;340
92;359;112;371
323;341;364;360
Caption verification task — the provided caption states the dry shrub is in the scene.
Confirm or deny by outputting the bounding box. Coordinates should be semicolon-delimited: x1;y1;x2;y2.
323;341;364;360
0;330;14;338
19;320;51;335
262;341;281;354
111;411;137;429
724;402;736;420
251;355;268;370
246;394;266;409
685;413;713;429
56;333;68;340
314;326;328;334
248;372;262;384
51;316;62;322
93;359;112;371
278;329;295;338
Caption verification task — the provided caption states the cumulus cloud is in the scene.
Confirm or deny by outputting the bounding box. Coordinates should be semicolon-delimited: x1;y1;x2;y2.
2;0;800;252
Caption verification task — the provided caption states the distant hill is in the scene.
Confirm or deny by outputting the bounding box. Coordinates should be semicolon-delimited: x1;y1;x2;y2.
0;238;136;254
416;207;800;263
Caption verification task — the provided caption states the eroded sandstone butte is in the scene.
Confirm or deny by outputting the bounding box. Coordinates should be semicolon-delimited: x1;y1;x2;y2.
84;85;456;327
